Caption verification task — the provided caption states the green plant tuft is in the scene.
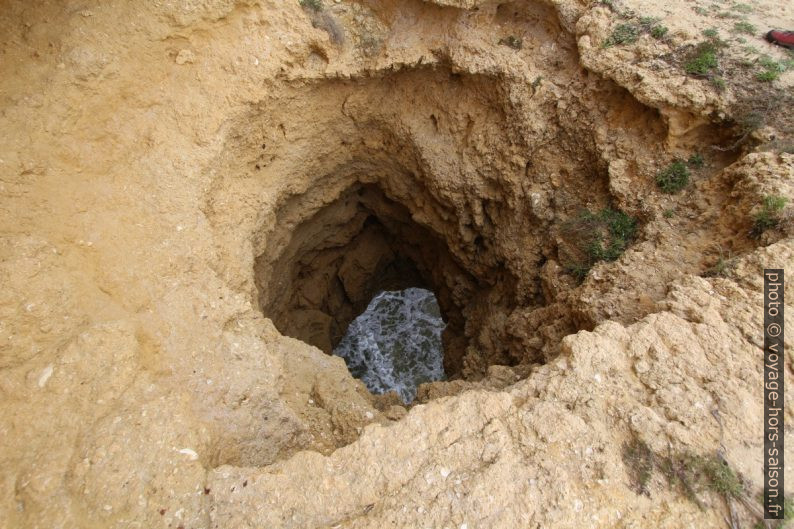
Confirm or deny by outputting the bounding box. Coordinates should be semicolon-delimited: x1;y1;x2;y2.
564;207;638;280
656;160;690;193
699;456;743;497
702;28;719;38
651;25;669;39
623;439;654;495
733;21;757;35
756;56;787;82
688;153;705;168
299;0;323;11
621;441;754;517
704;256;732;277
757;71;778;82
659;453;745;507
685;41;721;75
752;195;788;237
583;209;637;261
604;23;641;47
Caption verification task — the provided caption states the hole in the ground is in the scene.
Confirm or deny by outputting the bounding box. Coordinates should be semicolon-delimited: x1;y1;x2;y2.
333;287;446;404
255;180;476;382
214;63;681;420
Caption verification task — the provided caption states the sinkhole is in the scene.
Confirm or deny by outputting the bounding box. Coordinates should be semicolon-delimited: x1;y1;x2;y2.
255;180;481;397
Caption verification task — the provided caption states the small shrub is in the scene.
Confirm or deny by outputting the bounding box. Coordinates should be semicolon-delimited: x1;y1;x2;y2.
657;453;702;506
685;41;721;75
757;56;786;82
586;209;637;261
656;160;690;193
699;456;743;497
638;16;661;33
499;35;523;50
568;263;592;282
659;453;744;506
622;443;751;514
623;439;654;495
564;207;638;280
733;21;757;35
752;195;788;236
760;56;786;70
663;208;675;218
651;25;669;39
704;256;732;277
604;23;641;47
702;28;719;38
299;0;323;12
757;71;779;82
737;109;765;136
688;153;705;168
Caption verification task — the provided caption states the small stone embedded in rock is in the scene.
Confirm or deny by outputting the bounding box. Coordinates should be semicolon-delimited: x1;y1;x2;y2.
634;360;650;374
177;448;198;460
175;49;195;65
37;365;53;388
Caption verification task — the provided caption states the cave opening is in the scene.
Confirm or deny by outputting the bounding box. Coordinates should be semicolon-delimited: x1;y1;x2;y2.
254;180;477;388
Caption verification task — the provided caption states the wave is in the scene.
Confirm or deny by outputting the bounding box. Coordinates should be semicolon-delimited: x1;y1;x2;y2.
333;288;446;403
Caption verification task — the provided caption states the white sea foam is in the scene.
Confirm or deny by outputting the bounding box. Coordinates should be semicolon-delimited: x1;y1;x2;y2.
333;288;446;403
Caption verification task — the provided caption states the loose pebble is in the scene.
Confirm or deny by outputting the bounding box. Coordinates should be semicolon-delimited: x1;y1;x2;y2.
178;448;198;460
38;365;53;388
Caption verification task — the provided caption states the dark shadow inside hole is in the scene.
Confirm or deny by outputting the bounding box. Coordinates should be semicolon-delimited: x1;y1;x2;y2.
255;182;474;380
